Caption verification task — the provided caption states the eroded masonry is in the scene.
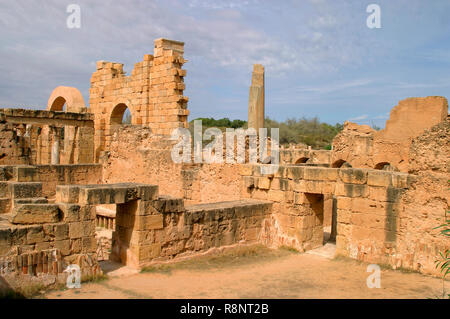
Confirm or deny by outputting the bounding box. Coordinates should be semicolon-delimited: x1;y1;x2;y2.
0;38;448;293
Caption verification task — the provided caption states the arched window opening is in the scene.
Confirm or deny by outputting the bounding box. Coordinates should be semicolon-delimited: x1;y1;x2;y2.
111;103;132;125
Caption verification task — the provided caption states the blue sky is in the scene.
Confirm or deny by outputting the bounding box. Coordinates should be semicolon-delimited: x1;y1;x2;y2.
1;0;449;127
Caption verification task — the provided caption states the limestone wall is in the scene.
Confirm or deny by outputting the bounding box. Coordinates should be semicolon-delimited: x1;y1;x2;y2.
0;164;102;199
408;115;449;176
0;109;95;165
280;148;331;165
0;200;100;293
240;164;449;275
0;119;30;165
102;125;242;205
118;198;272;267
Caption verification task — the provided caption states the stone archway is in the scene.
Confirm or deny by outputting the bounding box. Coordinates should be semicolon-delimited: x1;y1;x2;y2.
47;86;87;113
110;103;132;126
295;157;309;164
332;159;351;168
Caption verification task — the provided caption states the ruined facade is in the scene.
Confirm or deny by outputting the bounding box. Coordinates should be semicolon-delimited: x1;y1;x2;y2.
332;96;448;172
89;38;189;161
0;38;449;294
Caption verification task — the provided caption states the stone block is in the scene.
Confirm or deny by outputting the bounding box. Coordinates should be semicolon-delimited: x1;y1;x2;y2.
338;168;368;184
80;205;96;221
294;193;307;205
336;197;352;210
258;177;271;190
391;173;411;188
81;237;97;253
8;182;42;199
56;185;80;203
304;180;323;194
137;243;161;260
59;203;81;222
26;225;46;244
267;189;285;202
335;183;368;198
287;166;304;180
13;166;38;182
11;204;62;224
69;221;94;239
303;167;337;181
0;198;11;214
54;223;69;240
367;171;392;187
239;164;253;176
54;239;71;256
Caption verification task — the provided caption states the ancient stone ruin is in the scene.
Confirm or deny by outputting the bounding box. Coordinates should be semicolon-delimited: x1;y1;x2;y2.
0;38;448;294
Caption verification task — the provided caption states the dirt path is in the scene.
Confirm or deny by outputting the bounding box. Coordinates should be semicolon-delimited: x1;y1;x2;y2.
43;248;448;299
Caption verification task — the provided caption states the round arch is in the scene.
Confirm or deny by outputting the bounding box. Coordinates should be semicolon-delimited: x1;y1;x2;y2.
110;103;133;125
332;159;351;168
374;162;390;170
295;157;309;164
47;86;87;112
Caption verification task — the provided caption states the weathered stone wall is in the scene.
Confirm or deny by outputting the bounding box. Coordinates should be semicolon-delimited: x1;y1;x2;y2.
102;126;242;204
280;147;331;165
0;109;95;165
408;115;449;176
0;119;30;165
331;96;448;172
54;183;271;268
0;164;102;200
0;200;100;293
89;38;189;160
240;164;449;275
116;197;272;267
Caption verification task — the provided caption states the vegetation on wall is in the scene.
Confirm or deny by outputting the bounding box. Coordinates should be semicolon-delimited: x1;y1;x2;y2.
434;208;450;298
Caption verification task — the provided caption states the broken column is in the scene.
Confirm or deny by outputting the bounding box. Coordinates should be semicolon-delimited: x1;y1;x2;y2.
248;64;265;132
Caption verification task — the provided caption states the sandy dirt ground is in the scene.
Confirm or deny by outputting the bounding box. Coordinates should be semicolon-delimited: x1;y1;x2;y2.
43;248;449;299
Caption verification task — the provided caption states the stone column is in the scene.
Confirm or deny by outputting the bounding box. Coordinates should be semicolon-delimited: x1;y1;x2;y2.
51;127;60;165
248;64;265;132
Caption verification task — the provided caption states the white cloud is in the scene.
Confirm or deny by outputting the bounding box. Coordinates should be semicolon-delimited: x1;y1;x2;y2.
348;114;368;121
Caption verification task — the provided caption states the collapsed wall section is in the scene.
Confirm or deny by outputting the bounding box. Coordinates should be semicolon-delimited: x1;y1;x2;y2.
331;96;448;172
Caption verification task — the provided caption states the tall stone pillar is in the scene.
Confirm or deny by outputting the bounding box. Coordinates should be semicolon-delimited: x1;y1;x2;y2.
248;64;265;131
51;127;60;165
